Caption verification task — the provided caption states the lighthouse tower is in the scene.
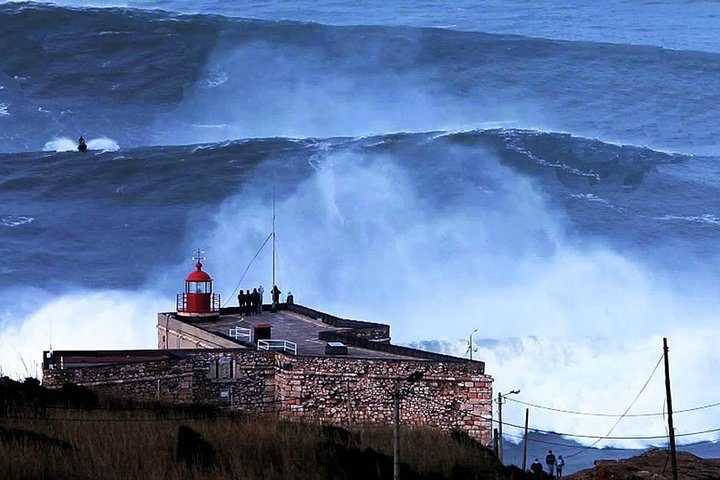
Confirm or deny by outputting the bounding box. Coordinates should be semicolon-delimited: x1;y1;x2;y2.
176;249;220;319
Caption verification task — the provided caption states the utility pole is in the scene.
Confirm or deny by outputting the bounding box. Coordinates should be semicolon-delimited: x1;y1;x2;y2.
493;428;499;456
522;408;529;471
523;408;530;472
392;372;423;480
663;337;679;480
498;391;503;463
496;389;520;464
394;379;401;480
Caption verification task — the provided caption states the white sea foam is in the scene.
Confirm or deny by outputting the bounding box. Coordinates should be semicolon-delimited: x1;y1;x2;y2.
0;290;167;379
567;193;610;205
0;215;34;227
0;103;9;117
43;136;120;153
43;138;77;152
87;137;120;152
413;333;720;448
656;214;720;226
567;192;625;212
201;69;228;88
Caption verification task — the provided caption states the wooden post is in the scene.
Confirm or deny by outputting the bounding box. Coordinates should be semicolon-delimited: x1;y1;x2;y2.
498;391;503;463
394;380;401;480
522;408;529;471
663;338;679;480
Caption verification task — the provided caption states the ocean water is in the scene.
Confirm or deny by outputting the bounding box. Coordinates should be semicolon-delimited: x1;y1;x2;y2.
1;0;720;469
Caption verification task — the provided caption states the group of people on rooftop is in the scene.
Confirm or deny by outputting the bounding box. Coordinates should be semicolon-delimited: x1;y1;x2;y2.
237;285;287;314
530;450;564;478
237;286;264;315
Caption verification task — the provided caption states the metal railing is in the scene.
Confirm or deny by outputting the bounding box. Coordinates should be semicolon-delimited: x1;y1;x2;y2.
176;293;221;313
176;293;186;312
257;339;297;355
229;326;252;342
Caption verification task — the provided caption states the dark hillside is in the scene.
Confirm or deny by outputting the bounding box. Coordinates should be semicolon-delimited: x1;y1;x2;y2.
0;377;540;480
567;450;720;480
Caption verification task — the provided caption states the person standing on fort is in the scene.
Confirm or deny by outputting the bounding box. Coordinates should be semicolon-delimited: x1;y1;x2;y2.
251;288;260;314
546;450;556;477
238;290;246;313
257;285;264;313
244;289;252;314
555;455;565;479
271;285;281;305
530;459;543;475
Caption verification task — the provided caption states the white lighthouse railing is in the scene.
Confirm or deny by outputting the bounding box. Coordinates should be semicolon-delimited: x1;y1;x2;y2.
257;339;297;355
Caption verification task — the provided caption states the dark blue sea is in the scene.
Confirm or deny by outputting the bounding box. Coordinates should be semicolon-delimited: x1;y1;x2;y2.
1;0;720;471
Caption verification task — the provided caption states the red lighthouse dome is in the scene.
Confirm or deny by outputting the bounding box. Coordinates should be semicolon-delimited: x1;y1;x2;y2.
186;262;213;282
176;249;220;319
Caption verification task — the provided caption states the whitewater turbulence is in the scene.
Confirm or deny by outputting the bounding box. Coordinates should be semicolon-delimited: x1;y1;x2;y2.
43;137;120;152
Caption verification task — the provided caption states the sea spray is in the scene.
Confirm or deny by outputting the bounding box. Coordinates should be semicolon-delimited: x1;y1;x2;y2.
0;290;167;379
43;137;120;152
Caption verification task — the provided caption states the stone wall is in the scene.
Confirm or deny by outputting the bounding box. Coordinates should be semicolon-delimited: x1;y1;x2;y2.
276;355;492;444
43;350;493;444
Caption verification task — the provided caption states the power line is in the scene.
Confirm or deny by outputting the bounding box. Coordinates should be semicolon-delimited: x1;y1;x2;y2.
505;396;720;418
414;384;720;441
6;381;720;442
10;351;719;444
222;231;273;306
502;432;636;452
565;354;663;458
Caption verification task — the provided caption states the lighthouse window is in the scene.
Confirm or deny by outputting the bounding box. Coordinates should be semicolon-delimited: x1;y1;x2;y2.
186;281;211;293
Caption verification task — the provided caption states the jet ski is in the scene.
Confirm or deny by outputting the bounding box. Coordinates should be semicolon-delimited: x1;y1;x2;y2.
77;136;88;152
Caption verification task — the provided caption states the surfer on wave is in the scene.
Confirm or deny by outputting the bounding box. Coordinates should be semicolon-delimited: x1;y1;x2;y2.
78;136;87;152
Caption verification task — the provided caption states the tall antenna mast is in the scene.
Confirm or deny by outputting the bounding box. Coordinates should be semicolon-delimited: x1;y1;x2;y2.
272;184;276;289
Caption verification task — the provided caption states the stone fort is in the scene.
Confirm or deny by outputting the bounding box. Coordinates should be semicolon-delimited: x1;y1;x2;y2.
42;256;494;444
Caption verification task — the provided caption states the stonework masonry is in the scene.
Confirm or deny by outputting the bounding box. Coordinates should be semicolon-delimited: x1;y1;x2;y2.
43;348;493;444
